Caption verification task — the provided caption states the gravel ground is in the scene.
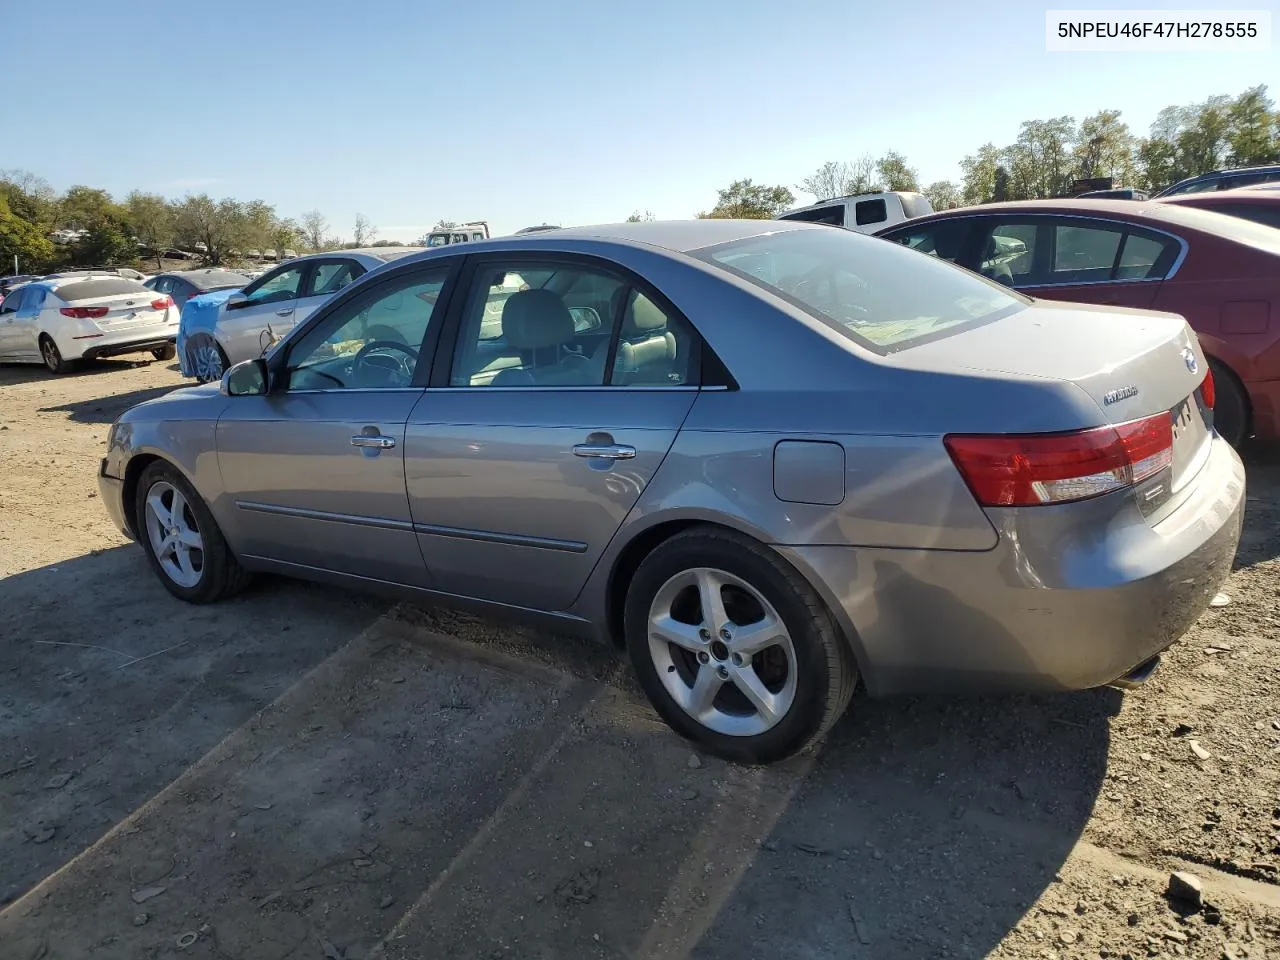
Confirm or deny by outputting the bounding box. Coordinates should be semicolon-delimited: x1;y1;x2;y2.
1;358;1278;959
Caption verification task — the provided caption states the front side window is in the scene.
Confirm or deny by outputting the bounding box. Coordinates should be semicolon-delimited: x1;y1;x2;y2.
0;289;24;315
978;223;1037;284
699;228;1024;353
284;268;449;391
243;265;305;305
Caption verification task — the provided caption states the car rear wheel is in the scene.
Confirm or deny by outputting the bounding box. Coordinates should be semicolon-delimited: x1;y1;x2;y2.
624;526;857;764
135;461;250;603
1208;358;1249;448
151;343;177;362
39;335;73;375
186;334;228;383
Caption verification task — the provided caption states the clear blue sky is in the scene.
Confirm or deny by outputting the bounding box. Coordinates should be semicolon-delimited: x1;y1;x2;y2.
5;0;1276;239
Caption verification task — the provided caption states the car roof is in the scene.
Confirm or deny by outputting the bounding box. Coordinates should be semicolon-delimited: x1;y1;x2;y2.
1159;187;1280;206
495;219;811;253
164;268;250;280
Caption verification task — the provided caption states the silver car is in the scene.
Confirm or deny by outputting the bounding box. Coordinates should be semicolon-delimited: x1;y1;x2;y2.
99;220;1245;763
179;247;422;382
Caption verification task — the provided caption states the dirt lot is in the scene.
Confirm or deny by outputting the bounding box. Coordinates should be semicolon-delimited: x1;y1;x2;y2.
2;358;1279;959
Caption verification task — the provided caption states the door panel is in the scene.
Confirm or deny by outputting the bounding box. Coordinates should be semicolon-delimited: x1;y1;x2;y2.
0;289;24;357
219;263;308;364
404;389;696;609
1018;279;1160;309
216;391;430;586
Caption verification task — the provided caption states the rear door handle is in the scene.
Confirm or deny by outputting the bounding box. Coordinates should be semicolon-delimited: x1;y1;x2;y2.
351;435;396;449
573;442;636;460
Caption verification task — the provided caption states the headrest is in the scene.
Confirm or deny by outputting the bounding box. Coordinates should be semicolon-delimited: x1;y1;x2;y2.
624;291;667;334
501;289;574;349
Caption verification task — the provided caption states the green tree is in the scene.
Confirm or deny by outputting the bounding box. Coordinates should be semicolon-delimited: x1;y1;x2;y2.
1074;110;1136;185
75;222;138;266
0;169;57;228
922;180;961;210
1004;116;1077;199
125;192;174;269
799;161;855;201
1227;84;1279;166
0;195;55;272
433;219;458;230
270;218;303;258
58;185;121;230
960;143;1001;204
876;151;919;192
697;179;795;219
173;195;246;265
353;213;377;246
625;210;655;222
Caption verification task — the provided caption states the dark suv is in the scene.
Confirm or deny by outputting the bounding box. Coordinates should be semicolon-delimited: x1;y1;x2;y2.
1154;164;1280;198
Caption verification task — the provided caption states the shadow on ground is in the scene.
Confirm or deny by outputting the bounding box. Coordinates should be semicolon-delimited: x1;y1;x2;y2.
0;357;165;389
37;383;182;424
0;545;383;905
0;592;1112;960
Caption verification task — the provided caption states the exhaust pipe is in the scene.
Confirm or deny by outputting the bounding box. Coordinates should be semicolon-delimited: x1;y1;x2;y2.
1108;654;1161;690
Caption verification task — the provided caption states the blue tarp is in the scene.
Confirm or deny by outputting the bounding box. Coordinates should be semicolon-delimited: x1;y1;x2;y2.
176;289;239;377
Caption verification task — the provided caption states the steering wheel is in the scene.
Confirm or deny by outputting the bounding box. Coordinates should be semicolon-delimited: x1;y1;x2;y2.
351;340;419;387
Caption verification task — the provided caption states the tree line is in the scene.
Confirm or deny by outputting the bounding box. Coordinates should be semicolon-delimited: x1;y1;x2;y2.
692;84;1279;218
0;171;388;273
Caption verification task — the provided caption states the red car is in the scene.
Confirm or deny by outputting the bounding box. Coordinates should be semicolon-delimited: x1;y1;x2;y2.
877;200;1280;446
1157;186;1280;230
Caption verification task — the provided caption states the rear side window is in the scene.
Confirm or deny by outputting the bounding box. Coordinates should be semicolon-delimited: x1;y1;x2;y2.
855;199;887;226
779;204;846;227
1053;224;1123;280
1115;231;1179;279
54;278;150;301
697;227;1024;354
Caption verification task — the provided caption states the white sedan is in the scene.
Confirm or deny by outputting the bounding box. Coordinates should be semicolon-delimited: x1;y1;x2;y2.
0;275;178;373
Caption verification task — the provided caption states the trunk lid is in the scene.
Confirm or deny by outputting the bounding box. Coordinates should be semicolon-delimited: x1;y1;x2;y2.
897;299;1213;491
81;292;170;330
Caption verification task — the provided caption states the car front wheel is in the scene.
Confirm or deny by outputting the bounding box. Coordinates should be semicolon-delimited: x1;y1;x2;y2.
135;461;250;603
185;334;228;383
624;526;857;764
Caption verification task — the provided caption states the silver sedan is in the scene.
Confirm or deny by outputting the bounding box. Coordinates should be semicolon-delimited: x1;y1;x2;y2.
99;220;1245;763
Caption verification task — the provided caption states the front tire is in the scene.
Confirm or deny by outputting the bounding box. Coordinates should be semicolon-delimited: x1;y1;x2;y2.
135;461;250;603
1209;358;1249;448
185;334;228;383
39;335;74;375
624;526;857;764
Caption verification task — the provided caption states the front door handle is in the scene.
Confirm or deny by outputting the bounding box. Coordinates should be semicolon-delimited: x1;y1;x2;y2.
276;308;294;317
351;435;396;449
573;442;636;460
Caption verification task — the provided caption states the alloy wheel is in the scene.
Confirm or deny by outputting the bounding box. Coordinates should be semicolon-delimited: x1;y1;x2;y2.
191;341;225;382
143;480;205;588
646;567;797;737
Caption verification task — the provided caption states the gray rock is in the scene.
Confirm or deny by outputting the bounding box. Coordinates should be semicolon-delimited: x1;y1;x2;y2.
1166;871;1203;908
687;754;703;770
132;913;149;927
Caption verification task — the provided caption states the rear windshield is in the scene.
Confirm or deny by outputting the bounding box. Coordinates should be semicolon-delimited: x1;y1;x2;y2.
694;227;1025;353
1147;201;1280;254
191;271;249;290
54;278;150;301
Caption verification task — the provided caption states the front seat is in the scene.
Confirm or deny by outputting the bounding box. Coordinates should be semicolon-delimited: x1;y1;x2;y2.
491;289;598;386
612;290;676;384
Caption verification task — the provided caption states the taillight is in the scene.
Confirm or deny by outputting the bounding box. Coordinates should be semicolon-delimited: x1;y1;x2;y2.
59;306;109;319
1199;367;1215;410
945;412;1173;507
151;296;173;311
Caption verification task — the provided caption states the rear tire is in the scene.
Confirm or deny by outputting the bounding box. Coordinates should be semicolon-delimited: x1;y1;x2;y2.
1209;358;1249;448
151;343;177;362
135;460;251;603
624;526;857;764
39;335;74;375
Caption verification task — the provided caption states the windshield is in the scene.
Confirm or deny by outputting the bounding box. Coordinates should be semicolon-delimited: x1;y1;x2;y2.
695;228;1025;353
426;234;450;247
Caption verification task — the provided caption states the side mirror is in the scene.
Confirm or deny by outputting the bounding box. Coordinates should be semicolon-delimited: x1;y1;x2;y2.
225;292;249;310
221;358;269;396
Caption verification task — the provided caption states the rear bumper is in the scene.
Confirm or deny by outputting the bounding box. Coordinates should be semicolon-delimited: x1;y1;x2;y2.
80;335;175;361
780;435;1246;696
